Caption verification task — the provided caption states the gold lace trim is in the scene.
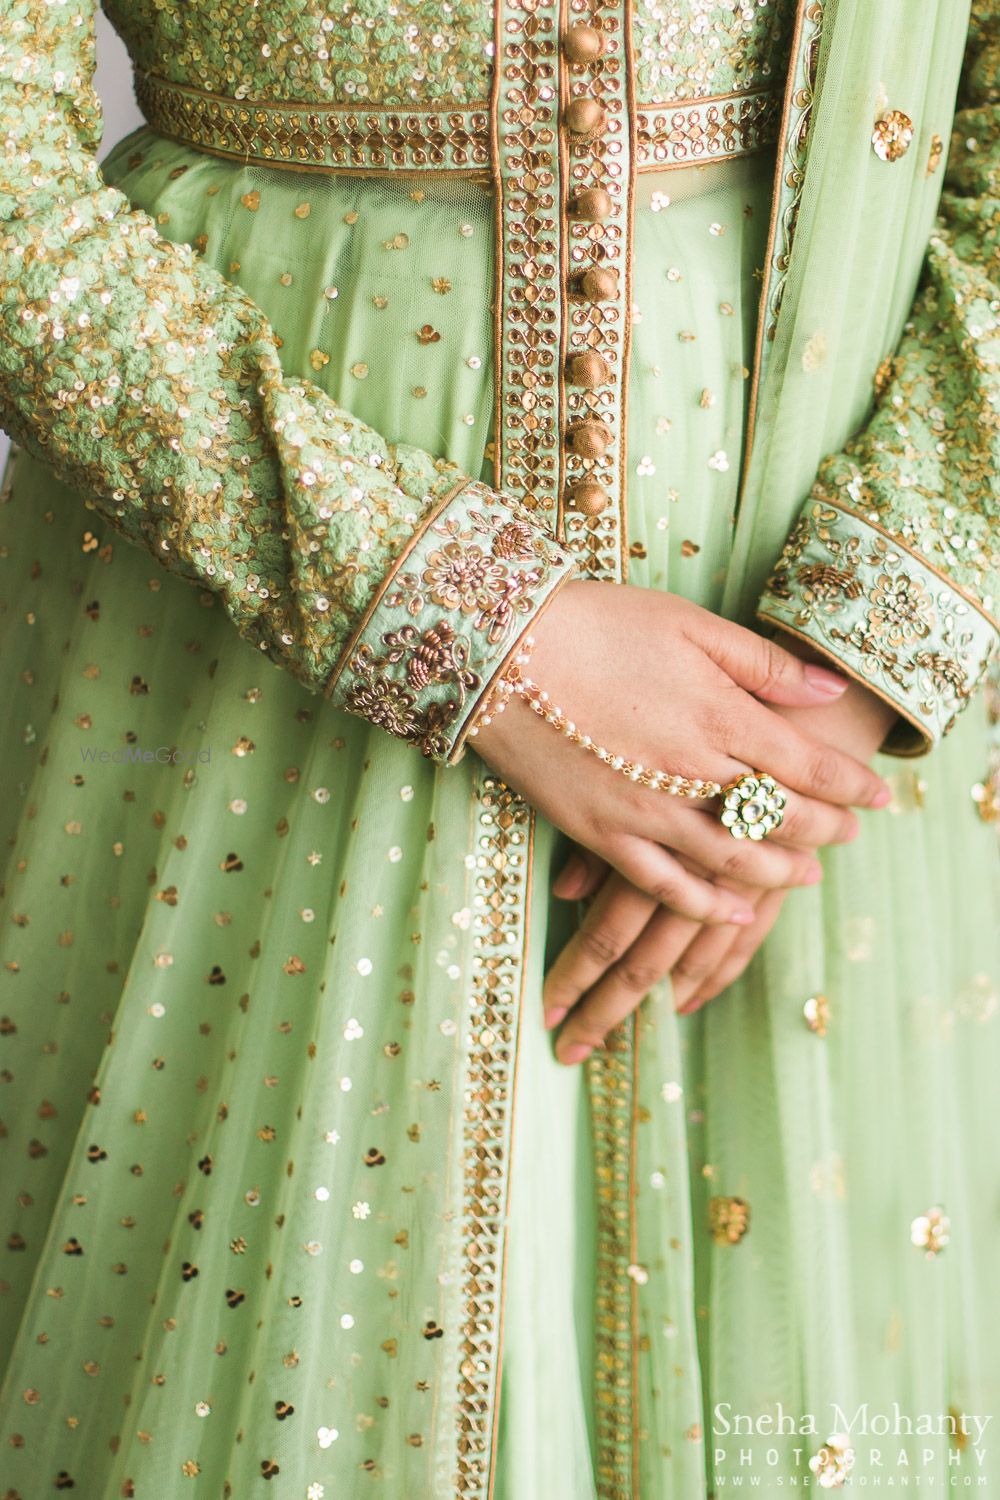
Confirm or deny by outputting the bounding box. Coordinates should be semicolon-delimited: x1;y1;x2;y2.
135;71;782;176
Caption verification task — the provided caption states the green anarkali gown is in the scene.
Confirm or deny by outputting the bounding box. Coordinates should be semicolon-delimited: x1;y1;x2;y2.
0;1;998;1497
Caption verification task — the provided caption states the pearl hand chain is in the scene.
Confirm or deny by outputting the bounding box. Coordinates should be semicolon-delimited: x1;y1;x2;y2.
467;633;723;800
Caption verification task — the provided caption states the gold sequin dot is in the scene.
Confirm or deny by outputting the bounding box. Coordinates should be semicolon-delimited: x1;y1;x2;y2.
310;350;330;371
294;201;311;218
872;108;914;162
803;993;829;1036
279;272;293;286
460;223;474;237
708;1196;751;1245
372;295;389;310
351;363;369;380
240;192;260;211
323;286;339;301
344;210;359;225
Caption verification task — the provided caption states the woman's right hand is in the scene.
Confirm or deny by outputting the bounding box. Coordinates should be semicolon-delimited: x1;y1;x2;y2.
471;578;891;926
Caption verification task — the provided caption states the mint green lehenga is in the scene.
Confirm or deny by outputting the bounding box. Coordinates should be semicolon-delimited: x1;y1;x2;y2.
0;2;999;1498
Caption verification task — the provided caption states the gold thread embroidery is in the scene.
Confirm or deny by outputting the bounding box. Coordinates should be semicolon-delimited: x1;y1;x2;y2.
635;85;782;169
136;72;493;173
458;779;534;1497
134;68;779;181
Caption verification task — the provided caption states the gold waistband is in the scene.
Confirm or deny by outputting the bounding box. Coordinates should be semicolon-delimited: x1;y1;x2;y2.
134;72;783;179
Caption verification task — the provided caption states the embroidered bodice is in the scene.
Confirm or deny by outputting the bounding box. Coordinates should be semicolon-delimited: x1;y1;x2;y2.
104;0;795;109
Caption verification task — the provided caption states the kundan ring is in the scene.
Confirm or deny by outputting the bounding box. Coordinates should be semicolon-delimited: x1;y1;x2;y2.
718;772;787;841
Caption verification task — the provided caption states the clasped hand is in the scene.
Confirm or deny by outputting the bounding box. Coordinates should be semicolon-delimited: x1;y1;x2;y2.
471;579;896;1064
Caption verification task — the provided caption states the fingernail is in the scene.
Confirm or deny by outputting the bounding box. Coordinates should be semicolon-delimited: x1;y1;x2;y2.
559;1040;594;1066
543;1006;568;1030
871;786;892;809
552;854;584;898
729;908;755;925
803;663;849;696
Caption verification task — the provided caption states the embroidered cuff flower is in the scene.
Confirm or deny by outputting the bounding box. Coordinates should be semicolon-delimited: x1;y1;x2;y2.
324;478;576;764
757;498;999;754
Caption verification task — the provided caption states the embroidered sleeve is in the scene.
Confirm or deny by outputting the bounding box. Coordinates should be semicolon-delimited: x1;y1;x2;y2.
0;0;575;765
757;5;1000;755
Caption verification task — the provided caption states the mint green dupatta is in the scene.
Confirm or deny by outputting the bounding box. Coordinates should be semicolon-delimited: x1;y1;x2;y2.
731;0;998;752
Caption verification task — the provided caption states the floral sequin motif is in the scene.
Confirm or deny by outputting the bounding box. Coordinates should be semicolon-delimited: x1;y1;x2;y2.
809;1434;855;1488
871;108;915;161
335;482;573;763
708;1195;751;1245
759;502;997;752
911;1206;951;1257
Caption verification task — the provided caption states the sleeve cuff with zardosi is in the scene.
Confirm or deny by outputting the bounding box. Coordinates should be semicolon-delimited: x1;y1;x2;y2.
756;497;999;756
323;478;577;765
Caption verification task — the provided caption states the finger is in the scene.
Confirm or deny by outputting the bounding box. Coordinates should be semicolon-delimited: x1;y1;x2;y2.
609;835;758;927
703;617;851;707
763;791;858;851
552;845;609;901
740;701;891;809
570;902;704;1046
542;873;655;1026
671;915;748;1010
677;888;787;1015
666;806;824;891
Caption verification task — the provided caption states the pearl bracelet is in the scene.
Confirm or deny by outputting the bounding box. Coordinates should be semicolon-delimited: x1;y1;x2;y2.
468;634;723;801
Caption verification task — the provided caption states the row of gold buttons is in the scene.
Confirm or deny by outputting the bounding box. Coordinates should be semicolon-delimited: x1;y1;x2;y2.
564;22;615;519
558;14;634;583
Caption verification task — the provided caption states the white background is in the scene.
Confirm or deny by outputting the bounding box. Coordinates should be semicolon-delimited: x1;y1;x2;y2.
0;14;144;470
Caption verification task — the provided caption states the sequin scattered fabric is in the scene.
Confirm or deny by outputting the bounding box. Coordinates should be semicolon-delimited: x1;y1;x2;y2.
0;2;998;1498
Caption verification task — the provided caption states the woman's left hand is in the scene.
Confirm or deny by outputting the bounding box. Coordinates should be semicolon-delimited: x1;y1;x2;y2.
543;635;900;1065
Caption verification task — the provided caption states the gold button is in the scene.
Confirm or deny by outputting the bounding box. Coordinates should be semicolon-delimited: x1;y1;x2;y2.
871;109;914;162
579;266;618;301
562;23;605;64
566;351;611;387
564;96;608;137
566;480;610;515
569;186;613;221
565;419;612;458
